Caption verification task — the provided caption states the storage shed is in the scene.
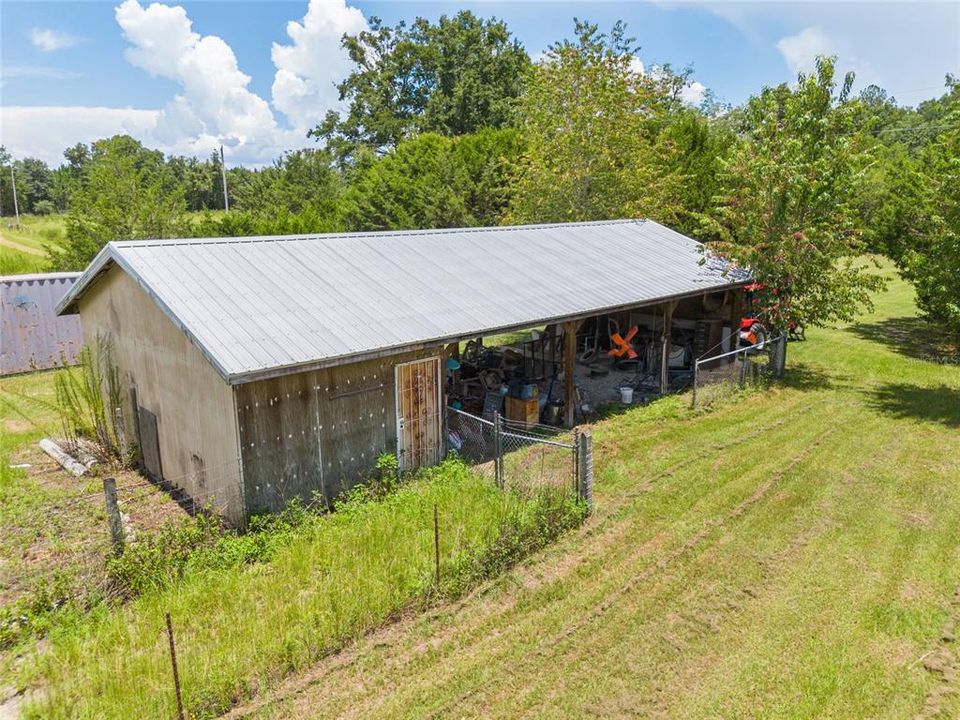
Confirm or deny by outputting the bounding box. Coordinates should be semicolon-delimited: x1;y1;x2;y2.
57;219;748;526
2;272;82;375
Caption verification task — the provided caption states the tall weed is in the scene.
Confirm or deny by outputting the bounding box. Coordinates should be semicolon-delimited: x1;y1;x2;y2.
53;334;123;459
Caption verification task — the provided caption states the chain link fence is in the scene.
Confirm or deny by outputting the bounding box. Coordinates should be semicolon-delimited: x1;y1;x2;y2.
691;334;787;409
446;406;591;505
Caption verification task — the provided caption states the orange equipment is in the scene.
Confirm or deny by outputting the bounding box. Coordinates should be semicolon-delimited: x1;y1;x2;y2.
608;321;639;360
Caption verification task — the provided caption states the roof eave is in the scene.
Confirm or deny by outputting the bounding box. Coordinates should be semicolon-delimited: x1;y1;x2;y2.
223;276;751;386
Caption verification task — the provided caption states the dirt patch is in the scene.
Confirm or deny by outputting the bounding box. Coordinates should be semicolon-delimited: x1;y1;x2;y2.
0;446;190;608
0;235;45;257
903;511;931;528
2;418;32;434
915;586;960;719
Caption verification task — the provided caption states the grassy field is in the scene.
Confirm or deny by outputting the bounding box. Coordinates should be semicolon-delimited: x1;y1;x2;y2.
216;268;960;719
0;215;66;274
16;463;581;719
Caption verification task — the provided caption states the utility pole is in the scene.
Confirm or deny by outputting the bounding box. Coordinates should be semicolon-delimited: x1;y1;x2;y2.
219;145;229;212
10;165;21;228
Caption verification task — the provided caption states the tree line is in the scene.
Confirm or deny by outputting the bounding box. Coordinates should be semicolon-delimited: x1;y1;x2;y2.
1;13;957;336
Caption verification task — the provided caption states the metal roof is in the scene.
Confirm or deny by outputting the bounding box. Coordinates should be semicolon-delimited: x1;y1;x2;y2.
57;219;746;384
2;272;82;376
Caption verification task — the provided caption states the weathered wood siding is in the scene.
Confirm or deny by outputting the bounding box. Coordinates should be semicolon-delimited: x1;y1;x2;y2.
237;347;443;515
77;266;244;525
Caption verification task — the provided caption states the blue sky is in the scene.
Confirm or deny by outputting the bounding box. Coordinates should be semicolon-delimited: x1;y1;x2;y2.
2;1;958;166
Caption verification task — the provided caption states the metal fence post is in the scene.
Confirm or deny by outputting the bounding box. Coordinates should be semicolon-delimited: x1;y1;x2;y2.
577;429;593;513
493;411;503;489
691;360;699;409
572;426;581;495
165;612;186;720
739;353;748;388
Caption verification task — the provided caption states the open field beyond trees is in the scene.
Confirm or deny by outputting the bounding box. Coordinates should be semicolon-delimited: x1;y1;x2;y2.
221;267;960;719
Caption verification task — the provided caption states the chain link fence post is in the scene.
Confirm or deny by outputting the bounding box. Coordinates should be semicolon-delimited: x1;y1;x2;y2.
493;411;503;489
572;426;580;495
577;428;593;513
691;359;700;409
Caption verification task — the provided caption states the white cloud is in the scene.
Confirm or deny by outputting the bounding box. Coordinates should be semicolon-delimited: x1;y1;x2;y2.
270;0;368;133
1;66;82;81
29;27;82;52
628;56;646;76
0;107;159;165
776;26;834;77
113;0;307;163
680;80;707;106
5;0;372;166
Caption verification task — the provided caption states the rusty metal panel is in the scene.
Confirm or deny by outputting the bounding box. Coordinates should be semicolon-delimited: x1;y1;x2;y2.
57;220;749;385
236;347;441;514
1;272;82;375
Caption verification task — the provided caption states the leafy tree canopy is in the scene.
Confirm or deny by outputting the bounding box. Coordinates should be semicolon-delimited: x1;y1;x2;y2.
340;127;522;231
508;19;685;225
311;10;530;163
707;56;886;330
49;135;187;270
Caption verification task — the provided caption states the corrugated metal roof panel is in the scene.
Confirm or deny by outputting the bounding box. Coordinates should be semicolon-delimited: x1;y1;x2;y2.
2;272;82;375
58;219;746;384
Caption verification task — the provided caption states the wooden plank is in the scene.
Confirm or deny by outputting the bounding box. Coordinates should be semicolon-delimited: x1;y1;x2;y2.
661;301;677;395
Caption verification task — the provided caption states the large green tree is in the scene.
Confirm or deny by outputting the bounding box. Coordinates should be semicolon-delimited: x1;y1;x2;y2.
49;136;187;270
897;80;960;336
508;20;684;225
312;11;530;163
707;57;885;331
339;128;521;231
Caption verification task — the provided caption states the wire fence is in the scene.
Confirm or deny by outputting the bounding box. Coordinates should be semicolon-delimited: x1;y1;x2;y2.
691;334;787;409
446;406;588;502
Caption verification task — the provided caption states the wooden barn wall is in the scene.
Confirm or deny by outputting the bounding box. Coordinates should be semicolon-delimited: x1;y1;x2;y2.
78;267;244;525
237;347;443;515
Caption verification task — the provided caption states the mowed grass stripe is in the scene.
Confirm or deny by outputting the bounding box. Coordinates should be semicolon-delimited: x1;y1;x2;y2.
439;422;847;718
239;396;852;719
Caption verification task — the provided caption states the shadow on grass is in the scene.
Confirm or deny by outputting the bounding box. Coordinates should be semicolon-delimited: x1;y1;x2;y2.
780;363;843;392
849;316;960;364
867;383;960;428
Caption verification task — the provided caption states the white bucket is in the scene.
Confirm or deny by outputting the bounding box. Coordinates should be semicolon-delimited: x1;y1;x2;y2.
620;386;634;404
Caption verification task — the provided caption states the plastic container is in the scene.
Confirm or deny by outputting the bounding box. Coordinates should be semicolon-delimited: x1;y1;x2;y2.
620;386;634;404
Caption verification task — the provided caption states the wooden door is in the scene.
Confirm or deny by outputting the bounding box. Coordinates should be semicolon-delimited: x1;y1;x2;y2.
395;357;442;471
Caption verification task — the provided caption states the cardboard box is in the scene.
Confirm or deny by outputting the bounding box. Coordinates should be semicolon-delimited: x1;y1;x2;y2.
506;395;539;427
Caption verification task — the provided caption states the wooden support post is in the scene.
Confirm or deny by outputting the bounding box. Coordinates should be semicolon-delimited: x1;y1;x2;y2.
103;477;125;555
660;302;676;395
562;320;578;428
728;288;743;363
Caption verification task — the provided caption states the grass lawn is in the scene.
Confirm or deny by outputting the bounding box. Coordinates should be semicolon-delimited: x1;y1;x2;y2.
224;266;960;719
0;214;66;275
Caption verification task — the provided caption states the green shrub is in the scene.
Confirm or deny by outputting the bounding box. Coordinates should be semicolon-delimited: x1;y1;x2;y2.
107;499;317;601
